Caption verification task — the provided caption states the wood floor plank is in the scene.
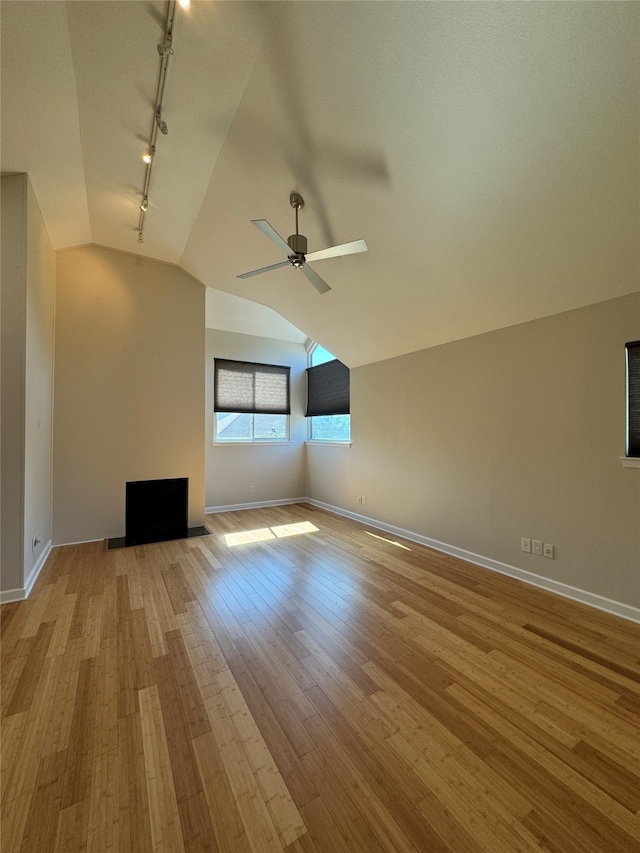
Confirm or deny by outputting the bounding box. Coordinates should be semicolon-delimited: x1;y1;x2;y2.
118;711;154;852
176;789;219;853
139;684;185;852
60;655;99;809
18;749;68;853
6;621;55;716
153;652;204;805
193;730;254;853
53;797;90;853
300;747;388;853
298;795;352;853
87;749;119;853
202;672;287;852
3;652;68;807
2;504;639;852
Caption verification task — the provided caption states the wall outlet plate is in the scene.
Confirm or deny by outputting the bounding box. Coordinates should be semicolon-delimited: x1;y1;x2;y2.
532;539;543;556
543;543;554;559
521;537;531;553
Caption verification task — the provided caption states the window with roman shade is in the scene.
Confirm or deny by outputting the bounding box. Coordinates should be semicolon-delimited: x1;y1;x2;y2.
626;340;640;458
214;359;290;415
305;358;350;417
214;359;291;442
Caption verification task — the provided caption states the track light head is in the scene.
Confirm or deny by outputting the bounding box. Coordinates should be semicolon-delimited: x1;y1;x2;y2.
140;197;149;213
142;146;155;164
157;37;174;57
155;113;168;135
137;231;144;243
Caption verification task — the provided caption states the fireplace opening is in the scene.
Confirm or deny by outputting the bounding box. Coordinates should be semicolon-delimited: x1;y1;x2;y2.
107;477;209;550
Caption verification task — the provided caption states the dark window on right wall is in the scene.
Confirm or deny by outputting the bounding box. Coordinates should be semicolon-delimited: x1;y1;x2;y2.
306;344;350;442
626;340;640;457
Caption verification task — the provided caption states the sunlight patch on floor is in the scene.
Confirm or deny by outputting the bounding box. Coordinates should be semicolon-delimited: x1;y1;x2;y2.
364;530;411;551
224;521;319;547
272;521;319;538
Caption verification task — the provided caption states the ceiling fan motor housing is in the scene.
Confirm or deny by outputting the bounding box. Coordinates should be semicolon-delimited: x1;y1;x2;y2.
287;233;307;267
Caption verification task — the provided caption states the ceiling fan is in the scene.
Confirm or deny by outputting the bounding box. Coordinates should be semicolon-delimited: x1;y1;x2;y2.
237;193;367;294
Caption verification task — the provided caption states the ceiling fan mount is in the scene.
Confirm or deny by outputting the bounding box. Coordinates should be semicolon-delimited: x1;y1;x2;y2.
237;193;367;294
287;193;307;266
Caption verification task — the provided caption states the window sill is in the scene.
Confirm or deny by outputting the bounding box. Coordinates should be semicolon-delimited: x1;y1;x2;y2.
305;440;352;448
620;456;640;469
213;441;292;446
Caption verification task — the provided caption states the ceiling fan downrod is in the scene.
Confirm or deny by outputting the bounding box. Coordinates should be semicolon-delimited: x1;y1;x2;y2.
288;193;307;266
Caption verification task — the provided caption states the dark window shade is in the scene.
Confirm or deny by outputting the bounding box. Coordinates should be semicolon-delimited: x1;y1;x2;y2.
627;340;640;457
214;359;290;415
306;359;350;417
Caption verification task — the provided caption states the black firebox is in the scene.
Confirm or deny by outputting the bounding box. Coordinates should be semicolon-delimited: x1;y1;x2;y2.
107;477;208;550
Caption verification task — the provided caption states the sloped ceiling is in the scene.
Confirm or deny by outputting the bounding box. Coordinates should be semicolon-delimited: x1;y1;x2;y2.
2;1;638;366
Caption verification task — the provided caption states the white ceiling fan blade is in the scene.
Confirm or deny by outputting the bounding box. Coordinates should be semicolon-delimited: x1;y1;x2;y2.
305;238;368;263
251;219;292;257
236;260;290;279
302;264;331;294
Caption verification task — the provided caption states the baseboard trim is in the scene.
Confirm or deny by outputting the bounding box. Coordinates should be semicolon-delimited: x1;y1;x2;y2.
0;539;53;604
306;499;640;624
205;498;307;514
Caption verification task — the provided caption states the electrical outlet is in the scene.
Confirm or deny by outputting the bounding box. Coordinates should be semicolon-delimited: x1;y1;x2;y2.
532;539;543;556
361;496;366;506
249;485;255;493
521;537;531;553
543;543;554;559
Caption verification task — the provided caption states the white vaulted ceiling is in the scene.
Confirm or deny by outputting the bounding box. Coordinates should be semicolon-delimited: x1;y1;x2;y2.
2;1;638;366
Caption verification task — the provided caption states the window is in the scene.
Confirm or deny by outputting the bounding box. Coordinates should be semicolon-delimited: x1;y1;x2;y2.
626;340;640;457
214;359;290;442
306;344;351;442
215;413;289;441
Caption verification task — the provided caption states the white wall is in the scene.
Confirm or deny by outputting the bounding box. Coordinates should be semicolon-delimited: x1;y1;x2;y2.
1;174;55;598
53;246;205;544
24;178;56;582
1;175;28;593
205;329;307;509
306;293;640;609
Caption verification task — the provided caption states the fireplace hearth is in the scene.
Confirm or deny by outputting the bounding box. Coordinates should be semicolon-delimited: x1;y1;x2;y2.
107;477;209;550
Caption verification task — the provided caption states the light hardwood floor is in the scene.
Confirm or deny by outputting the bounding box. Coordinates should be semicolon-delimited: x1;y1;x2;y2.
2;503;639;852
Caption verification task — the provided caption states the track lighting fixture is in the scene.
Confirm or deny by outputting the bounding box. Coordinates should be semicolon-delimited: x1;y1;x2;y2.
136;0;183;244
157;36;174;57
155;113;168;135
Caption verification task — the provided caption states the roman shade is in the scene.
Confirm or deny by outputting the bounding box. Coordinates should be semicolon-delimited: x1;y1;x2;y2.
626;340;640;457
214;359;290;415
305;358;350;417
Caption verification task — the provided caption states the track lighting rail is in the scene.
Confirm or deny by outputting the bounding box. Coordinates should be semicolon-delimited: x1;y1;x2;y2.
137;0;178;243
